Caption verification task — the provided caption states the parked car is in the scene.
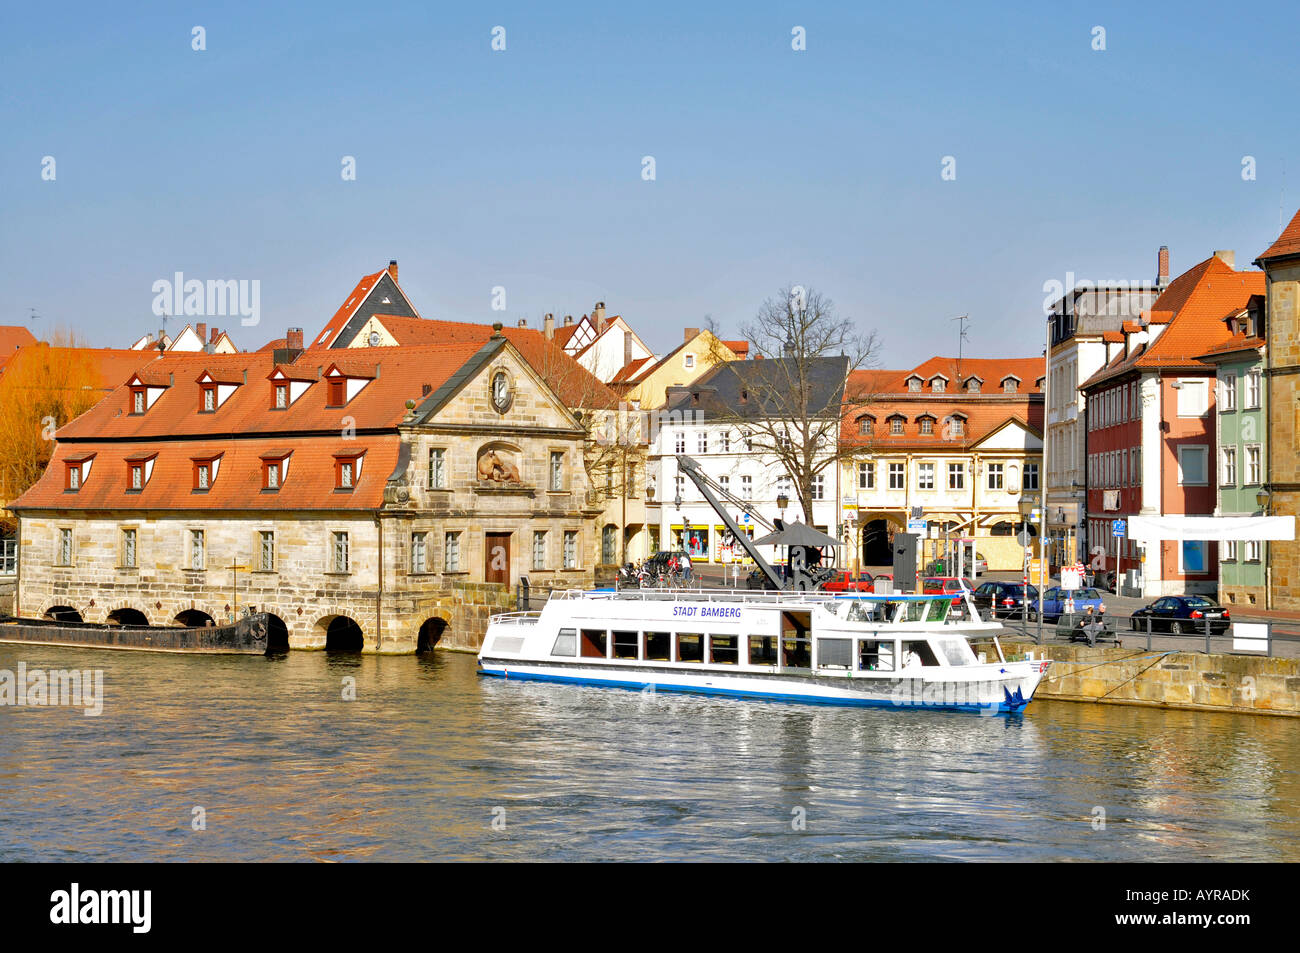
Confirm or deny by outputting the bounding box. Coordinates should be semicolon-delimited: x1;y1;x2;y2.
971;581;1041;619
1039;586;1106;622
822;570;875;593
1084;569;1116;592
921;576;976;604
1129;595;1231;634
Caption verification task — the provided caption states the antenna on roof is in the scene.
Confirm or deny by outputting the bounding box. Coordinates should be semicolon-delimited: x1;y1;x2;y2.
952;314;969;382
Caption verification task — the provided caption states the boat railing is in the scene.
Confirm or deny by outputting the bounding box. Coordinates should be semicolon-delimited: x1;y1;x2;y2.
489;610;542;625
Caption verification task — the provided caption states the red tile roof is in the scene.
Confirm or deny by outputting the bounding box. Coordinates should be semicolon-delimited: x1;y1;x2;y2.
308;270;384;349
1257;208;1300;262
841;398;1043;450
0;326;37;356
1080;256;1264;388
845;356;1044;399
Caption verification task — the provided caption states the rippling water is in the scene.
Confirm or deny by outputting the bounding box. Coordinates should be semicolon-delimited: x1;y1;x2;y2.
1;643;1297;861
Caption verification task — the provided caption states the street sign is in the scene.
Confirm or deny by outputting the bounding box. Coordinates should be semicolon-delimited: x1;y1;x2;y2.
1061;564;1084;590
1112;519;1126;538
1016;527;1033;546
907;518;926;536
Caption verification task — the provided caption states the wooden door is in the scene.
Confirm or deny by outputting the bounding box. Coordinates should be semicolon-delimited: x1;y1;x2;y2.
485;532;511;585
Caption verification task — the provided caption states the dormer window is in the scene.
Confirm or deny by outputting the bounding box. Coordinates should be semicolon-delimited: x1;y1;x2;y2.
906;376;922;392
126;372;171;413
275;384;288;408
125;452;157;492
268;366;314;409
195;369;242;412
261;451;291;491
192;454;222;492
323;363;377;408
1001;376;1019;394
931;377;947;393
132;389;146;414
64;453;95;491
919;416;935;435
334;452;365;491
948;415;967;437
857;415;874;436
966;377;982;393
201;384;216;412
889;416;905;436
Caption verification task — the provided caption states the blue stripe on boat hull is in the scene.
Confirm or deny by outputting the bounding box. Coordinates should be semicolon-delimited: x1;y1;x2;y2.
477;665;1028;715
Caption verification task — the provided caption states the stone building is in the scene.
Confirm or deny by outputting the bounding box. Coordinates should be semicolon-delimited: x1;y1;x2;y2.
1257;209;1300;610
12;325;601;653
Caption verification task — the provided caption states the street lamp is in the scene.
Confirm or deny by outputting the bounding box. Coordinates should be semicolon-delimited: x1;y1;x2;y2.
1256;488;1271;513
777;492;789;515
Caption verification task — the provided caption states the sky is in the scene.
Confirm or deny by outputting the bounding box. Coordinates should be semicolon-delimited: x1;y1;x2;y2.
3;1;1298;370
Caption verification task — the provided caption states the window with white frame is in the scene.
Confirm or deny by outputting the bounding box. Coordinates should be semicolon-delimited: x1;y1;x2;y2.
888;463;905;490
1177;445;1208;485
948;462;964;490
1221;447;1237;486
674;475;685;501
1245;540;1261;562
674;432;686;454
986;463;1004;490
812;474;825;500
684;353;695;370
533;531;546;570
858;461;874;489
411;531;427;573
890;417;904;435
1221;374;1237;411
776;473;792;497
58;528;72;566
1024;463;1039;491
741;475;753;500
1246;370;1261;409
1176;379;1208;417
697;432;708;454
720;431;730;453
445;532;461;572
260;531;274;571
917;463;934;490
919;417;934;435
1245;445;1261;484
563;531;577;569
332;531;349;573
718;475;729;494
121;528;136;568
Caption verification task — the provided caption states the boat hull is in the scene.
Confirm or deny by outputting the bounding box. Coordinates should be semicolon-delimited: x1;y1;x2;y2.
0;613;271;655
478;657;1047;715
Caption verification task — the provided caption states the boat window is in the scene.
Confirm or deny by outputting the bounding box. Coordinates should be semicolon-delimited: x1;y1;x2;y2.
644;632;671;661
580;629;607;658
843;599;891;623
924;599;951;623
901;640;940;668
782;637;811;669
858;639;895;672
934;637;976;667
709;635;740;665
748;636;778;665
903;601;928;622
612;630;639;660
818;638;852;670
551;629;577;657
676;633;704;663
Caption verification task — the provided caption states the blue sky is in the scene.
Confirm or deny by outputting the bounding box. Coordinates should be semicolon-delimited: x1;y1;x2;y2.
3;1;1297;369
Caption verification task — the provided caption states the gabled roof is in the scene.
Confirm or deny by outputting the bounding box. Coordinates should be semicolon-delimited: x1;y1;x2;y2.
1079;256;1265;389
1257;208;1300;263
310;270;385;349
664;356;849;420
0;326;37;356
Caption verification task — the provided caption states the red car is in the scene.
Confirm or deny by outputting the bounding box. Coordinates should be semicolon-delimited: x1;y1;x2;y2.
822;570;875;593
922;576;976;604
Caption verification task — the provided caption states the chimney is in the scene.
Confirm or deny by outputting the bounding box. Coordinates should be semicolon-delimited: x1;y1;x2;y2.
1213;249;1235;269
624;330;633;369
286;327;304;350
564;315;574;326
684;327;699;342
387;259;398;282
593;301;606;332
543;313;555;339
211;327;221;344
1157;245;1169;290
196;322;207;344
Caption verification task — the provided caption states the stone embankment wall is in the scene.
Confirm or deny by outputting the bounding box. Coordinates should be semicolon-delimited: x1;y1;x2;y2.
1003;640;1300;717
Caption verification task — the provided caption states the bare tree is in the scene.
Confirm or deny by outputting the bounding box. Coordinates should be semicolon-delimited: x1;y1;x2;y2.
704;285;880;524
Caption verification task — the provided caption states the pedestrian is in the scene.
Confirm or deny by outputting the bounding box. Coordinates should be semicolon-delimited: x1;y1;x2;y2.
681;551;692;583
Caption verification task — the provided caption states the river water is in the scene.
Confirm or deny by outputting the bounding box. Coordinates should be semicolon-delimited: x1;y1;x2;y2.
2;643;1297;862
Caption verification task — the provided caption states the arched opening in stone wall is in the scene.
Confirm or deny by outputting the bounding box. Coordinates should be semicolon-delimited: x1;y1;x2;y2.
321;615;364;652
174;609;215;627
44;606;83;623
264;614;290;653
417;617;447;653
106;607;149;626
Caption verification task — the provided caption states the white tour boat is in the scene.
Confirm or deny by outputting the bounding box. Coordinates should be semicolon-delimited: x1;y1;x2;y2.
478;588;1051;715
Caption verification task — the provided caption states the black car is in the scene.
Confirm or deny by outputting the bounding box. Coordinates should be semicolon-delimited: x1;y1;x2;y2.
971;581;1041;619
1129;595;1231;634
